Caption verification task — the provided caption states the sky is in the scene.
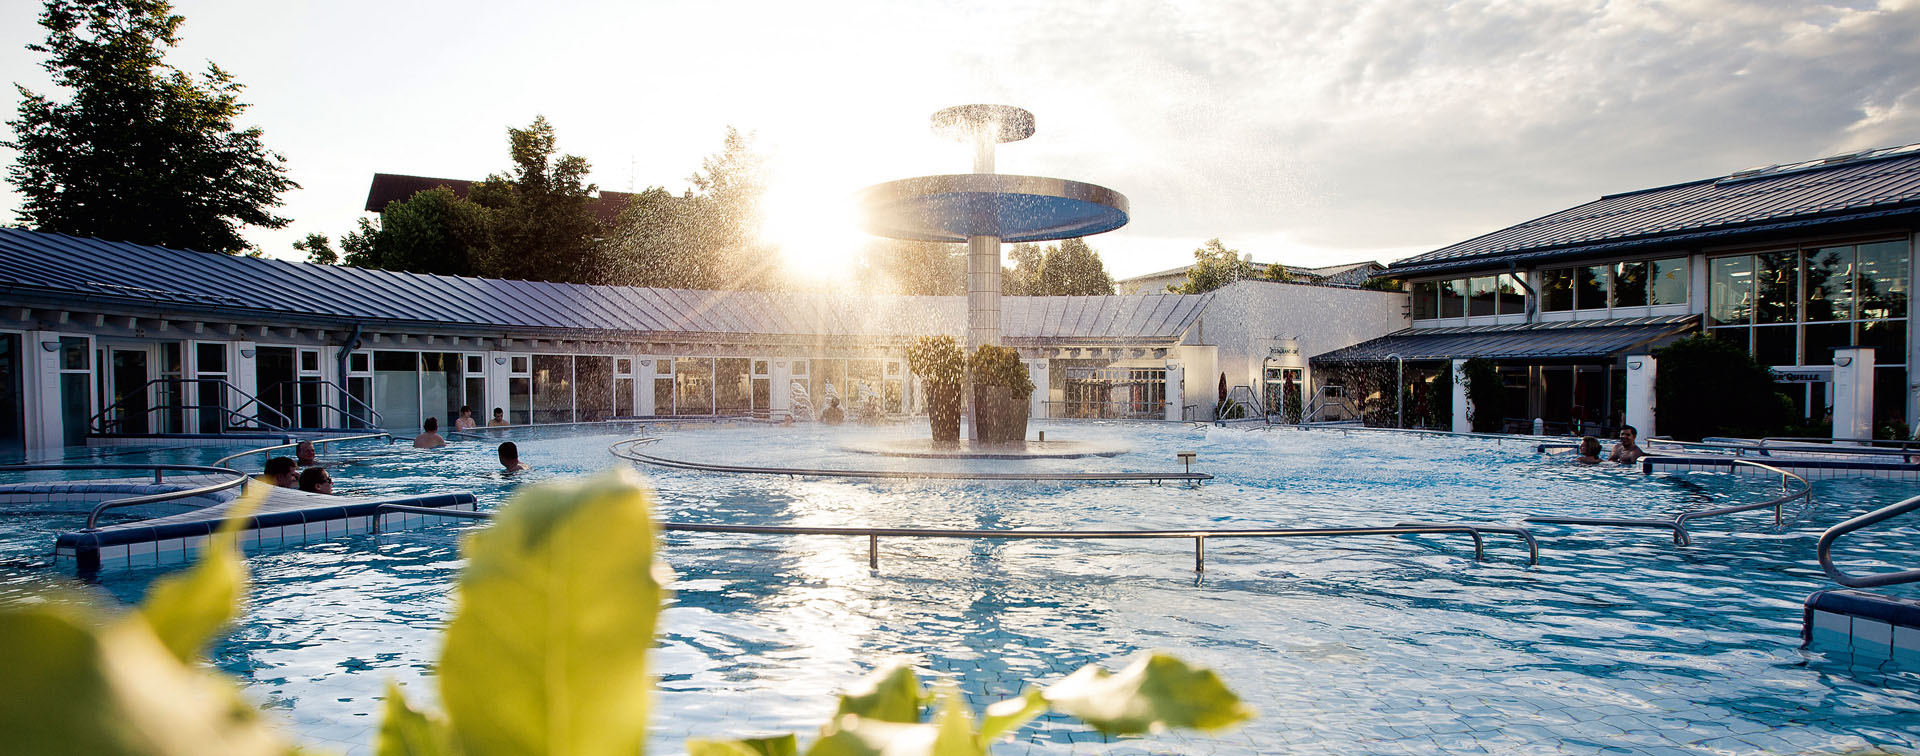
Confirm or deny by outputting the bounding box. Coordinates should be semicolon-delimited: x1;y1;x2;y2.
2;0;1918;282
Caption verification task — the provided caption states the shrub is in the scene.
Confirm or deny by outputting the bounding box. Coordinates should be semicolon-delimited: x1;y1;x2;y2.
1653;334;1794;441
969;344;1034;396
1460;358;1503;433
907;335;965;387
0;472;1252;755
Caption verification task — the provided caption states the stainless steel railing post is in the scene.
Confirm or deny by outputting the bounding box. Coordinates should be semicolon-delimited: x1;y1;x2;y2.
1195;537;1206;572
869;534;879;570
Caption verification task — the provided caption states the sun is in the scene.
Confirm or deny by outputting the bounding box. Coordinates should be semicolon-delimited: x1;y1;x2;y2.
758;166;873;285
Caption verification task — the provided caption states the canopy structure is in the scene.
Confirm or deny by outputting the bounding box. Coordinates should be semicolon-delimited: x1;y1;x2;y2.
855;174;1130;243
1311;316;1698;363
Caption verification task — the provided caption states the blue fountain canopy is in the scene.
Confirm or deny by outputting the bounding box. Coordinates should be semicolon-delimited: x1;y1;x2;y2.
857;174;1130;243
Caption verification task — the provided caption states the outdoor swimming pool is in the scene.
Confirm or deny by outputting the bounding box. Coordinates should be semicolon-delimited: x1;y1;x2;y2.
3;421;1918;755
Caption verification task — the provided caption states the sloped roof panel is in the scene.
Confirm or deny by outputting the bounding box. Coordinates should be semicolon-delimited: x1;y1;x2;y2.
1390;146;1920;277
1311;316;1697;362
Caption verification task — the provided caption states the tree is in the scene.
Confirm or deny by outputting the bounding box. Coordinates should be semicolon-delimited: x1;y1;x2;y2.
601;186;704;288
1261;263;1295;283
292;232;336;265
1035;238;1116;295
1167;239;1254;294
1002;242;1045;295
1653;334;1794;440
477;116;607;283
685;126;775;290
856;238;965;295
1360;276;1404;292
339;187;491;275
6;0;296;254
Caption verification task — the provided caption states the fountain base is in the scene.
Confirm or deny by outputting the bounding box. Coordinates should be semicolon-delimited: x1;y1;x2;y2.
840;437;1130;460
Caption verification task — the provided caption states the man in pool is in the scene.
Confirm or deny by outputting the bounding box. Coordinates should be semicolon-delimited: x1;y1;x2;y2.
1573;436;1602;465
262;456;299;488
295;440;318;467
414;417;447;449
489;407;510;427
1609;424;1646;464
297;466;333;495
499;442;529;473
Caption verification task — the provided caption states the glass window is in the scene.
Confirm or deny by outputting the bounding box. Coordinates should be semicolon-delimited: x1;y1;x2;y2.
1857;240;1909;320
576;356;614;421
1708;327;1750;352
1650;257;1688;306
1754;325;1796;366
1803;246;1854;322
1437;279;1464;318
1496;275;1525;315
531;355;574;424
1859;320;1906;363
1411;281;1437;320
510;355;530;374
615;377;634;417
791;360;807;377
652;377;673;415
1709;256;1753;327
59;336;89;371
752;359;769;375
372;351;420;433
195;342;226;374
675;357;714;416
1541;269;1573;312
509;377;531;424
1613;261;1649;307
1575;265;1609;310
1803;323;1852;365
715;358;751;414
1754;251;1798;324
61;372;90;446
302;350;322;372
349;352;369;373
1467;276;1497;316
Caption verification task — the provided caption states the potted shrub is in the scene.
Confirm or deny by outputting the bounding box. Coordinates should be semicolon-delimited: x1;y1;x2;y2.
908;335;966;444
970;345;1034;445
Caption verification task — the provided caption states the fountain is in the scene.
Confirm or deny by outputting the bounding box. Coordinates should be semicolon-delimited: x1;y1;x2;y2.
857;105;1131;452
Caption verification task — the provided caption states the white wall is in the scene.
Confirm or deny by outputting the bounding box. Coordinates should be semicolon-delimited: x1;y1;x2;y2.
1199;280;1408;411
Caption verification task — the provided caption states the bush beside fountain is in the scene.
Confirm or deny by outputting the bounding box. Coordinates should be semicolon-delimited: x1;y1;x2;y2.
971;344;1034;445
908;335;966;444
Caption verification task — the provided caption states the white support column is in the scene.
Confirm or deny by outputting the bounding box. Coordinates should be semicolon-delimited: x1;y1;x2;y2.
484;351;512;420
26;330;64;459
1625;354;1657;439
1451;359;1471;434
770;360;792;415
1833;347;1875;444
1024;358;1049;419
1164;361;1184;421
231;341;258;428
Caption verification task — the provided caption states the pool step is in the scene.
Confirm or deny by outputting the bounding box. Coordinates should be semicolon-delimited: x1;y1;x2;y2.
1803;589;1920;665
54;487;477;572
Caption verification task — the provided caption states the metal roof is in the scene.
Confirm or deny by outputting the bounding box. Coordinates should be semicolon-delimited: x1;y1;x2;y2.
1388;143;1920;278
0;228;1210;344
1310;315;1698;363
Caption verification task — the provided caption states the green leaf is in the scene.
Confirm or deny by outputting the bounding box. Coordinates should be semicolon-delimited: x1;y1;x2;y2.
976;688;1048;742
1042;653;1253;735
687;734;797;756
834;664;925;724
376;681;453;756
928;685;984;756
138;487;263;662
805;687;982;756
439;470;668;756
0;601;291;756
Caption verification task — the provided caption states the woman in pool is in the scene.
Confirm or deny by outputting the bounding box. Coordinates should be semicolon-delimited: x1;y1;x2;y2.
454;405;478;431
1573;435;1602;465
297;466;333;495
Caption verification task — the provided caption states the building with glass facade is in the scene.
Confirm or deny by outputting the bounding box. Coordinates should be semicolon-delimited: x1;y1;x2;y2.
1320;143;1920;434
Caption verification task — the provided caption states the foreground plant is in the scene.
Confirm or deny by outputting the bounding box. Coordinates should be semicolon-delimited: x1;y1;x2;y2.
0;471;1251;755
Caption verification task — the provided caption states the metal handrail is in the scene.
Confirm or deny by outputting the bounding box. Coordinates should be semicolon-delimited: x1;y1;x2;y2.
1395;522;1538;565
1041;399;1169;421
1816;493;1920;589
367;504;1534;570
212;432;395;469
1525;459;1811;546
261;377;385;429
1762;436;1920;450
91;377;292;434
0;463;251;530
607;437;1212;483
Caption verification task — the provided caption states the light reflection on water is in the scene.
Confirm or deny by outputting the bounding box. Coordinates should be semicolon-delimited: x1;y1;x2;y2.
3;421;1919;754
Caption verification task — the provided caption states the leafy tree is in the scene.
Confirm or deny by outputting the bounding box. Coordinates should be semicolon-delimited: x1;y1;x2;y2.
1460;357;1503;432
477;116;607;283
291;232;335;265
1002;242;1045;295
600;186;705;288
1035;238;1116;295
1653;334;1794;440
1360;276;1404;292
6;0;296;254
685;126;775;290
1261;263;1295;283
339;187;491;276
856;238;965;295
1167;239;1254;294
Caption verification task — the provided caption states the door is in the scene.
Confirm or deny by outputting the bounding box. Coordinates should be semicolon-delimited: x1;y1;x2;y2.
108;347;151;434
255;347;297;428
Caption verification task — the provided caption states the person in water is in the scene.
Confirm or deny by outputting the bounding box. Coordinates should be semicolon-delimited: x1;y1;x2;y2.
1573;436;1602;465
454;405;478;431
262;456;299;488
499;442;529;473
489;407;511;427
414;417;447;449
820;397;845;425
1609;424;1646;464
294;439;318;467
297;466;333;494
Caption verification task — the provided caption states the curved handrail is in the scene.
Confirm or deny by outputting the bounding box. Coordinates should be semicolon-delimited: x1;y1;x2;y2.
607;437;1212;482
0;463;251;531
212;432;394;469
1396;522;1538;565
1525;459;1811;547
1817;493;1920;588
368;503;1534;569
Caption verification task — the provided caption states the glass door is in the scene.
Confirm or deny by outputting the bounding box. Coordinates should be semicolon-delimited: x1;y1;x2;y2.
107;346;152;434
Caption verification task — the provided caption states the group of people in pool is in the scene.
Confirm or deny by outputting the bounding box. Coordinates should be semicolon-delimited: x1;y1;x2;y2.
1572;425;1646;465
256;406;530;493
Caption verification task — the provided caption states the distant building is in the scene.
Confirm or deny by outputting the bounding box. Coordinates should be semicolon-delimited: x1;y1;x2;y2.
1321;142;1920;434
1117;257;1385;294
